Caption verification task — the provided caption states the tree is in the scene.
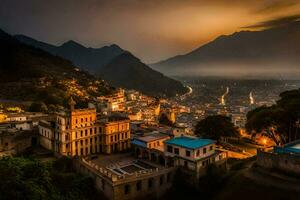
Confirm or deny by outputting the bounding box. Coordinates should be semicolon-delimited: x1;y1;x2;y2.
246;89;300;145
29;102;48;112
0;157;103;200
195;115;239;141
159;113;174;126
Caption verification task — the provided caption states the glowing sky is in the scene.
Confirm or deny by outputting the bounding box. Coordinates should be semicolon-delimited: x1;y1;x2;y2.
1;0;300;63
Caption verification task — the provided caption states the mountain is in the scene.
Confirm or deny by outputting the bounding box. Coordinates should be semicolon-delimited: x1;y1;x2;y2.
151;22;300;78
15;34;188;97
15;35;124;73
0;29;112;108
98;52;188;97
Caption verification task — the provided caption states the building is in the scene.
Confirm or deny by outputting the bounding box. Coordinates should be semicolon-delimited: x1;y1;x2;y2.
164;136;227;178
0;128;38;156
39;99;131;157
74;153;175;200
99;117;131;154
257;140;300;175
132;131;170;165
97;88;125;113
38;120;55;151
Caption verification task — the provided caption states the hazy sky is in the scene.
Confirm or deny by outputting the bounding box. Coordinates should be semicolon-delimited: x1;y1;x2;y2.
1;0;300;63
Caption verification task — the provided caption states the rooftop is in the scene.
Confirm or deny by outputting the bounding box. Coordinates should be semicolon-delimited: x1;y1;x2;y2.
135;132;169;143
165;136;215;150
274;140;300;154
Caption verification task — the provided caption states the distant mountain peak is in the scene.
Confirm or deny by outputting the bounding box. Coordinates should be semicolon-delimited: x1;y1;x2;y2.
61;40;85;48
0;29;11;40
152;22;300;78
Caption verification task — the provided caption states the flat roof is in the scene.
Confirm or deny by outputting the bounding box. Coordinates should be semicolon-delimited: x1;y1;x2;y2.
136;132;169;143
274;140;300;154
165;136;215;150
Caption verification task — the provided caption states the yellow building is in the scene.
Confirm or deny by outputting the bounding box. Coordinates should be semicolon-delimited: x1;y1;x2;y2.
0;113;7;122
99;118;131;154
40;98;131;157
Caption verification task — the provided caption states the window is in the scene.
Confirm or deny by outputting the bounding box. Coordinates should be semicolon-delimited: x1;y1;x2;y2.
203;148;207;154
167;145;173;153
186;150;190;157
85;139;88;145
196;150;200;156
174;148;179;155
80;140;83;145
159;175;164;185
148;178;153;189
111;136;113;142
167;173;171;182
94;128;97;134
85;129;88;136
136;181;142;191
184;161;188;168
115;135;117;141
80;131;83;137
210;146;213;151
90;128;93;134
124;185;130;194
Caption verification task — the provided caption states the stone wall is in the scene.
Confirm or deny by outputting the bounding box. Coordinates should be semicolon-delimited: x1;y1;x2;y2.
257;149;300;175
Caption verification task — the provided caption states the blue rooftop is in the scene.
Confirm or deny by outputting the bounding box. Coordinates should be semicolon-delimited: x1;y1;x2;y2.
274;140;300;154
164;136;215;150
131;139;147;148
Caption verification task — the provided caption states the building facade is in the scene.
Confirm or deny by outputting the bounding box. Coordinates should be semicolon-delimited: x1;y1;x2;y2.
164;136;227;178
39;99;131;157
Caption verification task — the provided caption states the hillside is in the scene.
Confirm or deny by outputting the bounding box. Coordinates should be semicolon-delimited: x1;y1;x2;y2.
0;29;112;108
98;52;188;97
15;34;188;97
152;22;300;78
15;35;124;73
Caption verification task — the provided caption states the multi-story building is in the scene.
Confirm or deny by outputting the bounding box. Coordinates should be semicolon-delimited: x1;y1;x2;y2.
39;98;131;157
97;88;125;113
164;136;227;178
132;131;170;165
99;117;131;154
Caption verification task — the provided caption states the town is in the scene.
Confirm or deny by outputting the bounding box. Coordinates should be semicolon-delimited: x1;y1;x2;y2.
1;1;300;199
1;84;299;200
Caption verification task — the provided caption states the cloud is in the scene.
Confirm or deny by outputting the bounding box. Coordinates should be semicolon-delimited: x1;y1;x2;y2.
254;0;299;14
242;14;300;29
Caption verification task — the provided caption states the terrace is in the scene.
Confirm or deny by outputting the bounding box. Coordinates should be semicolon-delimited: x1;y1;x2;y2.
80;153;172;184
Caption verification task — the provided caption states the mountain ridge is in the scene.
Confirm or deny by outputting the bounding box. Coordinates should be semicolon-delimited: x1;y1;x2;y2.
0;29;112;108
15;34;188;97
151;22;300;78
98;52;188;97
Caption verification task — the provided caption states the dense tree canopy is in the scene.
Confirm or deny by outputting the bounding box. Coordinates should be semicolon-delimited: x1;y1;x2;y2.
29;102;48;112
246;89;300;145
159;113;174;126
0;157;103;200
195;115;239;141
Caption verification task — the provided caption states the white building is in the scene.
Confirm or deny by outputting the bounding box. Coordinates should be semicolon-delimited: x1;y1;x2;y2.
164;136;227;178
